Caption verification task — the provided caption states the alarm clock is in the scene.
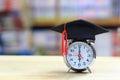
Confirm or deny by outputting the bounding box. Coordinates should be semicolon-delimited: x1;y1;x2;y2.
51;19;108;73
64;40;96;73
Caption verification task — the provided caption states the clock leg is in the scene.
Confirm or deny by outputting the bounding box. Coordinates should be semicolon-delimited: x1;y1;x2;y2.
87;67;92;73
67;67;72;72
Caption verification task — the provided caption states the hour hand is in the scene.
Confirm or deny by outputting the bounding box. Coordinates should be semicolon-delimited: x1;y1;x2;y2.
78;45;81;54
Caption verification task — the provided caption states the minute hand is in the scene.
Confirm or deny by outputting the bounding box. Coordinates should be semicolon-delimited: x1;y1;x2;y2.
78;45;81;54
78;45;81;62
78;45;83;59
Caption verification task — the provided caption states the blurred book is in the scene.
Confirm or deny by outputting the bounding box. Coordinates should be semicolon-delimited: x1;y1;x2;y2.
2;31;32;55
31;0;56;24
112;0;120;17
59;0;112;20
33;30;60;55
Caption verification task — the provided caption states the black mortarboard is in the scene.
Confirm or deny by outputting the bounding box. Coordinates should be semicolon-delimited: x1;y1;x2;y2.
51;19;109;40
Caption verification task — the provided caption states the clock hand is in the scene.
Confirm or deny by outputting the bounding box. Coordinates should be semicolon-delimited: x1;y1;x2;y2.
78;45;81;62
78;54;83;59
78;45;81;54
78;45;83;60
78;57;81;62
72;53;83;59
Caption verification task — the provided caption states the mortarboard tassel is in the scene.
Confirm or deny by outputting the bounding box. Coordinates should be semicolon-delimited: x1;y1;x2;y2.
62;23;68;56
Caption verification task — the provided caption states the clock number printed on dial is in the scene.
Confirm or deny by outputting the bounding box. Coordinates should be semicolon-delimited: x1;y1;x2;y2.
86;59;89;62
87;49;90;53
78;44;81;48
83;62;86;66
70;49;74;52
78;63;81;67
70;58;73;61
87;54;91;57
74;45;77;49
74;62;76;65
83;45;85;49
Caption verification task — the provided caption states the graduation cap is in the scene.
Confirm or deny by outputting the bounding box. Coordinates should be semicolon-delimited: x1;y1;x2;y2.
51;19;109;40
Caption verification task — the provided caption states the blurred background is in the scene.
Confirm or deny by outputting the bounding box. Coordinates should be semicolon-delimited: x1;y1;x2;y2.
0;0;119;56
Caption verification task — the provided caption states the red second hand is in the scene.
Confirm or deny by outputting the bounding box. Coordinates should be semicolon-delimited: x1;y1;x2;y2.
78;54;83;59
73;54;83;59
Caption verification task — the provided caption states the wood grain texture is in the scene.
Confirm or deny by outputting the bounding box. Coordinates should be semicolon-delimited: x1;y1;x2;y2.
0;56;120;80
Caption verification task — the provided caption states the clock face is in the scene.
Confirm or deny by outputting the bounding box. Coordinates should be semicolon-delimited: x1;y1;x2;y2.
66;42;94;69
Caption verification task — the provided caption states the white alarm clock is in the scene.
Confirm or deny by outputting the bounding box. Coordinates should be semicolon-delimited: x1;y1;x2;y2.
63;41;96;73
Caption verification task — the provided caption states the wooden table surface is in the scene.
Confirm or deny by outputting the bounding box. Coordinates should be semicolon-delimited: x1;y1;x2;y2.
0;56;120;80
